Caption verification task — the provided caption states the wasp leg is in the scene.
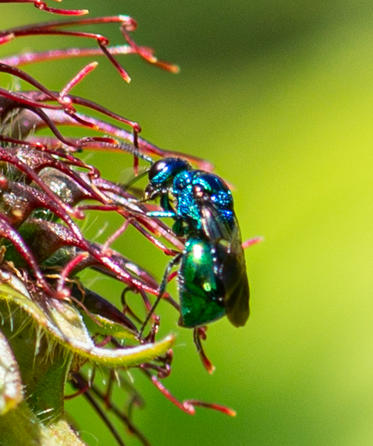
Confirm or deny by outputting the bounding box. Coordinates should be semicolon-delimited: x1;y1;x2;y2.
146;210;176;218
139;253;182;338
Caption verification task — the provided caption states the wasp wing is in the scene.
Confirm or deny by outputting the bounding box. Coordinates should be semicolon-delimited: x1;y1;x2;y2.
199;203;250;327
216;231;250;327
198;202;234;242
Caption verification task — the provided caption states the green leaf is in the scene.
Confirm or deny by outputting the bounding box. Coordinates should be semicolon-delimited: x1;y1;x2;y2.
42;419;86;445
0;270;175;444
0;302;71;423
82;312;138;341
0;271;175;368
0;404;85;446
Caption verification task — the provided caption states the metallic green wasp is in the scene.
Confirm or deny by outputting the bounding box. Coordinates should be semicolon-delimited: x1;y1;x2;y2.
145;157;250;329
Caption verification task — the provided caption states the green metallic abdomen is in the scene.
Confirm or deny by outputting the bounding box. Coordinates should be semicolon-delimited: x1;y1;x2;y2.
178;238;225;327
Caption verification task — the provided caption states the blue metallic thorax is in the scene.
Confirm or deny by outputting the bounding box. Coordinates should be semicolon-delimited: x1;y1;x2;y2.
172;170;235;233
146;158;236;236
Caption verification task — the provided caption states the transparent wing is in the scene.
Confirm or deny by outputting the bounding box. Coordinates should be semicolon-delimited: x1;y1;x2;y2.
217;238;250;327
199;202;235;242
199;203;250;327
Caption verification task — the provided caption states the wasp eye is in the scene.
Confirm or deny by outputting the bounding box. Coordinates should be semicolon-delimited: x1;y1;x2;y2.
149;158;191;185
148;160;168;182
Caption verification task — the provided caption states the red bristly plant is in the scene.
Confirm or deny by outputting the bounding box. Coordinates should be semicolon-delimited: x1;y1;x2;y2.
0;1;237;445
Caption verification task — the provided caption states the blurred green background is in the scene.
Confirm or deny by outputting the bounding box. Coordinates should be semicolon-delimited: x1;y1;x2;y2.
1;0;372;445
